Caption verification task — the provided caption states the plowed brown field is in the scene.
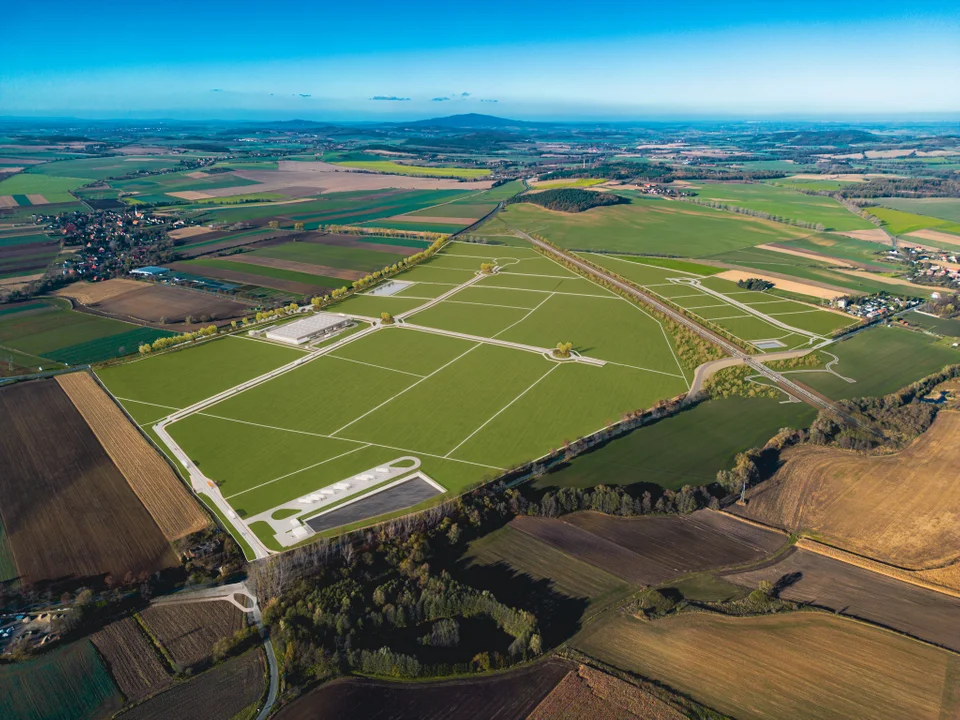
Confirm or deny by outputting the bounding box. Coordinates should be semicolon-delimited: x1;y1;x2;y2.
91;617;171;702
140;602;245;669
0;379;176;585
732;411;960;568
56;372;208;540
528;665;685;720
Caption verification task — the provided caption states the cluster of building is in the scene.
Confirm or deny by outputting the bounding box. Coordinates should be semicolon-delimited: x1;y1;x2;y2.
835;292;921;319
51;209;174;282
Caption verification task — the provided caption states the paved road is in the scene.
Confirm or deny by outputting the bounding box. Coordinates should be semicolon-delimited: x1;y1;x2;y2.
516;230;865;422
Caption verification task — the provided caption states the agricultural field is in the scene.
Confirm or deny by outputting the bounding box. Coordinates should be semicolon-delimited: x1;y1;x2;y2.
330;158;490;178
733;411;960;568
791;325;959;400
140;602;246;670
103;241;697;545
0;172;87;203
0;227;61;280
90;617;172;702
56;279;253;328
574;612;959;720
0;640;122;720
767;177;859;192
906;310;960;336
29;155;190;181
876;197;960;224
0;298;175;375
689;181;873;231
177;257;352;296
725;547;960;652
869;205;960;237
581;251;858;350
274;659;572;720
119;648;265;720
776;233;902;270
477;194;812;256
538;397;816;490
509;510;785;586
0;378;178;585
528;664;687;720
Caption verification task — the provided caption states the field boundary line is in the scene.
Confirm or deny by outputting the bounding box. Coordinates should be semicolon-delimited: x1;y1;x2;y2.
492;293;555;338
225;444;373;500
329;342;483;437
477;284;620;299
116;397;182;411
582;251;708;278
441;299;536;311
498;271;577;280
326;354;426;378
600;360;688;379
445;364;560;458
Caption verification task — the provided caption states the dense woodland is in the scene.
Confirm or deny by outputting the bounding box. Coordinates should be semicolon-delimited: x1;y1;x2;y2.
842;177;960;198
511;188;626;213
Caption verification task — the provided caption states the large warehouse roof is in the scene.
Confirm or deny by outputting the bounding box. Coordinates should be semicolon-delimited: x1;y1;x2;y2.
265;313;348;342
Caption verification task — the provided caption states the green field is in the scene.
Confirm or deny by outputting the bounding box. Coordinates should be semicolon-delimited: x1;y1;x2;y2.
582;252;857;349
479;194;811;256
29;155;188;180
332;159;490;178
537;397;817;490
779;234;899;270
0;299;172;373
768;178;860;192
0;641;121;720
869;206;960;237
906;311;960;337
185;258;350;289
691;182;873;231
0;173;86;203
875;198;960;224
791;325;960;400
101;242;694;540
249;241;409;272
97;335;305;423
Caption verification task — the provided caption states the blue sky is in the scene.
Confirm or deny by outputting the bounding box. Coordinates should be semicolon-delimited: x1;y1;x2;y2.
2;0;958;120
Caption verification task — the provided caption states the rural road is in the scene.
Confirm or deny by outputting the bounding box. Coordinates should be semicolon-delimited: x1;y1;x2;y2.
151;581;279;720
515;230;864;422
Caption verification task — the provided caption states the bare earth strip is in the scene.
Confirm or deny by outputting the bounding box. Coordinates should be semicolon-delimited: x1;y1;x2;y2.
56;372;209;540
56;278;144;305
225;253;365;281
167;190;213;200
91;617;172;702
0;273;42;287
25;194;49;205
837;228;891;242
387;215;481;225
732;412;960;569
0;196;17;208
185;171;210;179
168;261;334;296
714;269;850;300
906;229;960;247
168;226;215;240
757;242;855;268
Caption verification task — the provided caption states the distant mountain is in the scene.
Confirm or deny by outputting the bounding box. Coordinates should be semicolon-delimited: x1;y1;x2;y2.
402;113;535;129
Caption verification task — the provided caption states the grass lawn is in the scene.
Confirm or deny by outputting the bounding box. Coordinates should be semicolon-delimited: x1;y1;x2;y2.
97;336;305;422
536;397;816;490
329;294;430;317
797;326;960;400
484;195;809;256
691;182;872;231
574;612;958;720
604;255;723;276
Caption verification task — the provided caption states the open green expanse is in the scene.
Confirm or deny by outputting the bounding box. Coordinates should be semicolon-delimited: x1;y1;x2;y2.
0;299;173;373
690;181;873;231
768;178;860;192
477;194;811;256
906;311;960;337
869;206;960;237
582;252;857;349
0;640;121;720
103;241;693;541
779;234;899;269
537;396;817;490
248;240;409;271
29;155;188;180
875;198;960;225
788;325;960;400
0;173;86;203
185;257;350;288
332;159;490;178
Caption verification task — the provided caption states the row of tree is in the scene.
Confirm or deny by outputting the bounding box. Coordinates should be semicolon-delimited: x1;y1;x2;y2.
138;324;217;354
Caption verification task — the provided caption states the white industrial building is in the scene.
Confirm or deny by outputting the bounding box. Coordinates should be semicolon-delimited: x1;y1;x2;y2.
264;312;351;345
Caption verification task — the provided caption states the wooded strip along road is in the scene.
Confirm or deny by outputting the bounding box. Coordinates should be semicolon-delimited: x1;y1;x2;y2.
516;230;867;426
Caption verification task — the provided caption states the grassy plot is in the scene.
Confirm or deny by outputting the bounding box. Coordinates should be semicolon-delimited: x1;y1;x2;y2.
780;234;899;269
869;206;960;236
97;336;304;422
29;156;188;180
484;195;809;256
791;325;959;400
332;159;490;178
537;397;817;490
876;197;960;224
0;640;122;720
575;612;957;720
691;182;872;231
249;241;409;271
0;173;86;202
184;258;349;289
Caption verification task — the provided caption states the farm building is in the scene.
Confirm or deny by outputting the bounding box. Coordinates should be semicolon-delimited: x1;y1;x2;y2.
264;313;351;345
